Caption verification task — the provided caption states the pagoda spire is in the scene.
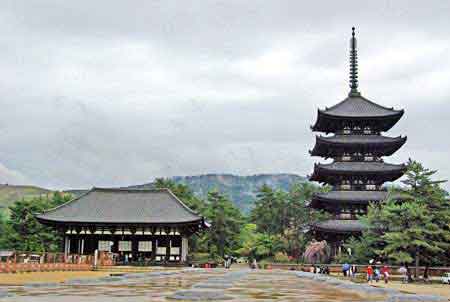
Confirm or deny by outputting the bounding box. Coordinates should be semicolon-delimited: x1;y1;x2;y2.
349;27;360;96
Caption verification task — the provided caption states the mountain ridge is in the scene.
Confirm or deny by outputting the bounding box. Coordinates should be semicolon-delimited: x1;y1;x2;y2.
1;173;307;214
127;173;306;212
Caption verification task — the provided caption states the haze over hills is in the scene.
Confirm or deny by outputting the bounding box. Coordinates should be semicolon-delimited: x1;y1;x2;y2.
0;184;51;215
129;173;307;213
1;174;307;215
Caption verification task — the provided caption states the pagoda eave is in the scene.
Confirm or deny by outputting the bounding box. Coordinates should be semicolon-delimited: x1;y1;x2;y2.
311;109;404;133
310;190;386;206
310;135;407;157
309;162;406;184
313;219;366;234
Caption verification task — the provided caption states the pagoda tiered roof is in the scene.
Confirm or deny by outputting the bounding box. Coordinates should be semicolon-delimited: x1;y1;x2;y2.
311;95;404;133
308;28;407;246
310;135;407;158
314;219;366;234
310;161;406;184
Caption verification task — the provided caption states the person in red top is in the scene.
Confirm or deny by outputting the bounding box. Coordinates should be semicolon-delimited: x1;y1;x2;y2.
381;265;390;284
366;265;374;283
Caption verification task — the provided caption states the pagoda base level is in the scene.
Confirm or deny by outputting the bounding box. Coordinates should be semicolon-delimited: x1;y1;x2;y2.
313;229;359;260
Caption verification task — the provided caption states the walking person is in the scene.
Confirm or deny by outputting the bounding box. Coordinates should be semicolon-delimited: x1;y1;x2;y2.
423;266;430;283
381;265;390;284
342;262;350;277
350;264;357;278
251;258;258;269
224;255;230;269
374;266;381;282
366;265;374;283
399;265;408;283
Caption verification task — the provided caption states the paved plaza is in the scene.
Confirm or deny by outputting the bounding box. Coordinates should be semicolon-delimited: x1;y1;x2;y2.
0;268;446;302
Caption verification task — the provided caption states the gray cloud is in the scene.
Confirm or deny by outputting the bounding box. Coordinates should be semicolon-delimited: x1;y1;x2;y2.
0;0;449;189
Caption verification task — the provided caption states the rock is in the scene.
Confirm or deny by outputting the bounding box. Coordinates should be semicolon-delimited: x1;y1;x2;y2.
170;289;232;300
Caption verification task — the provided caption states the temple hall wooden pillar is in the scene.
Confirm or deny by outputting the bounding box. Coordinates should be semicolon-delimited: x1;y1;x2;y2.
181;236;188;262
151;237;157;261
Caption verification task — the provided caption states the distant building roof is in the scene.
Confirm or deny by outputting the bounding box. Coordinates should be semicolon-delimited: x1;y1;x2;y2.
0;251;14;257
36;188;205;226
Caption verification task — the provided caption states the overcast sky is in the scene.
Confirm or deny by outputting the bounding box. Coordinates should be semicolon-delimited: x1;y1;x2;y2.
0;1;449;190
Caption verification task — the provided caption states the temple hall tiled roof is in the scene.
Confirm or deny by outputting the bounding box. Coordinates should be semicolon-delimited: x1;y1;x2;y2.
36;188;204;225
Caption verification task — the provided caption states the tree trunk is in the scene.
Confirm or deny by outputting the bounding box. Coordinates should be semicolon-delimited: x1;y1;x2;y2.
414;249;420;279
423;265;429;281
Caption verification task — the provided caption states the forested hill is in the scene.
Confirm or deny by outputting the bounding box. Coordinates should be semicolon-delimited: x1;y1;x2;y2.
0;174;306;215
129;174;307;213
0;184;51;214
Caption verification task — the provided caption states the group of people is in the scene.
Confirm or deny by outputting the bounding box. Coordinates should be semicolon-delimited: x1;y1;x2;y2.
340;262;390;283
223;255;235;269
341;263;358;278
311;265;330;274
365;264;390;283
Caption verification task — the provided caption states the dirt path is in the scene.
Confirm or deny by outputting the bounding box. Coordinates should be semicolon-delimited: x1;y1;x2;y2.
372;281;450;300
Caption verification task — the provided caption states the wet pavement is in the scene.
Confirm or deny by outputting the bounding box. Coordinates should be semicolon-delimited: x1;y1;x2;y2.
0;268;439;301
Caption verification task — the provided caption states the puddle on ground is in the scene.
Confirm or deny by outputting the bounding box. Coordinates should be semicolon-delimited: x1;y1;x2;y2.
0;269;383;302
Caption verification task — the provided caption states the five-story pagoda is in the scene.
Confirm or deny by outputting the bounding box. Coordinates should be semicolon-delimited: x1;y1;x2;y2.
309;28;407;256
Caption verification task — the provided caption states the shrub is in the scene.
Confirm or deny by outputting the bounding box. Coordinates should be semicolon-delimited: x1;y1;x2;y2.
274;252;290;263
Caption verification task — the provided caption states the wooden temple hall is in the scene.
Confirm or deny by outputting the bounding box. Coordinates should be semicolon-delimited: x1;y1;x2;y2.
308;28;407;256
36;188;209;264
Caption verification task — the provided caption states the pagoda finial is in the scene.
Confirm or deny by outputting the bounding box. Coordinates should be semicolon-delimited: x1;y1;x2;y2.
349;27;360;96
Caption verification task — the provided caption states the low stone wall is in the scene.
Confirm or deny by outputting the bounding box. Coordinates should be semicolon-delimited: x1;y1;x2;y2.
295;271;447;302
0;262;92;273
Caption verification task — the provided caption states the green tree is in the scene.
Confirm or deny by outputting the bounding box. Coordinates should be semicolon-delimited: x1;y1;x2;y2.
154;178;206;213
284;182;329;261
235;223;283;260
3;192;71;252
153;178;208;253
0;211;10;248
355;159;450;277
203;190;243;257
250;185;287;235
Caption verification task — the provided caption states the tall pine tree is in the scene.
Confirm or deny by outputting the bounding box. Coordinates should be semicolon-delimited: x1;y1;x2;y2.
203;191;243;257
356;159;450;278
